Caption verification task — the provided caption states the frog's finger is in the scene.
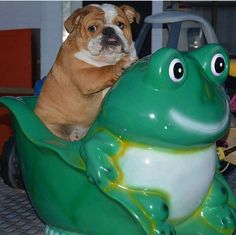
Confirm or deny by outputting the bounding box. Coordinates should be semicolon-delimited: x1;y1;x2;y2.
96;158;118;187
84;152;118;187
101;155;118;178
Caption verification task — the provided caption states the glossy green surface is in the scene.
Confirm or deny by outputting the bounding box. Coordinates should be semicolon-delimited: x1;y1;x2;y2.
1;44;236;235
92;44;230;148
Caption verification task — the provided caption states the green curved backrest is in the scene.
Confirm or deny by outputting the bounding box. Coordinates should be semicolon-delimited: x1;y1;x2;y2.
0;96;85;170
0;96;145;235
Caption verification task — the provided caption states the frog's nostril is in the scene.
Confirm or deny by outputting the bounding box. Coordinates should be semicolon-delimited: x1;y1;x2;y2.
202;88;213;101
200;79;219;102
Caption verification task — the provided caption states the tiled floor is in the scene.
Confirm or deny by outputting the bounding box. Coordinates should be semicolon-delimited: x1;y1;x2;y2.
0;177;45;235
1;167;236;235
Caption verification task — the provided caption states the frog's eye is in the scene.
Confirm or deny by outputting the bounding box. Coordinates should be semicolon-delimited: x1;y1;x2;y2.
169;59;184;82
211;53;225;76
147;47;187;91
187;44;228;85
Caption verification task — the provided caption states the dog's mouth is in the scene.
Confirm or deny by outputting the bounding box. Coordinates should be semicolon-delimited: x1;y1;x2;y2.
103;34;122;46
100;34;126;54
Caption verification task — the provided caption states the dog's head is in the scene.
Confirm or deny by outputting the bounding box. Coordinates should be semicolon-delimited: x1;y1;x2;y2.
64;4;140;59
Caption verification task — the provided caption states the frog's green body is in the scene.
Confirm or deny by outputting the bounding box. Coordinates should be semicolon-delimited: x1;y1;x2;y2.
0;44;235;235
81;44;236;235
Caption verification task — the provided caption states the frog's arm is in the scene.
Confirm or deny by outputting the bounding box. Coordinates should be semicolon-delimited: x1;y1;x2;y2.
80;130;122;189
81;130;175;235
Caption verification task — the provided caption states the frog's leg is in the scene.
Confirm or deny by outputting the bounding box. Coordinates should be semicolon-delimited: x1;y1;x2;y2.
176;171;236;235
175;171;236;235
199;172;236;234
80;131;175;235
108;188;176;235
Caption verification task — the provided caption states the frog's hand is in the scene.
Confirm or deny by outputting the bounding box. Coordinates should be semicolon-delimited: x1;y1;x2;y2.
80;130;121;189
200;172;236;234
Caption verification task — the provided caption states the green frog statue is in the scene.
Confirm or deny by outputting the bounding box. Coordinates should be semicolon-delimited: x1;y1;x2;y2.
81;44;236;235
0;44;235;235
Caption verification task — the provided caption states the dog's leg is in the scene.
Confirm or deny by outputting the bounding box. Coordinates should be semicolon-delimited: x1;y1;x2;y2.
45;123;73;140
73;55;136;95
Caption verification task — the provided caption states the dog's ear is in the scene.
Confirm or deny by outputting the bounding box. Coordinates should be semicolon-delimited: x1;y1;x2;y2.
64;8;89;33
119;5;141;24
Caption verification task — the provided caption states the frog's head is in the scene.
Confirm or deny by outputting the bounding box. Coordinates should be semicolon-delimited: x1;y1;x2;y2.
97;44;230;148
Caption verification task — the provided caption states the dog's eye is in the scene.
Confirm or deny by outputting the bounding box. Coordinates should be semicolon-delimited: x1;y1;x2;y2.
88;25;97;33
116;21;124;30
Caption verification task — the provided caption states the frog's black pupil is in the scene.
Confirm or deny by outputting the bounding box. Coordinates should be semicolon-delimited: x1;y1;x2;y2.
215;57;225;73
174;62;184;79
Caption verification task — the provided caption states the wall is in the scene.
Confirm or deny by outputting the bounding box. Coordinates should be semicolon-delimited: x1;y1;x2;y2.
0;1;82;78
152;1;163;53
40;1;63;77
0;1;163;78
0;1;41;29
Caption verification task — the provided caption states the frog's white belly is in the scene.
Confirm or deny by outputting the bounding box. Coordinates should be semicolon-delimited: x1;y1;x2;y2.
118;145;216;220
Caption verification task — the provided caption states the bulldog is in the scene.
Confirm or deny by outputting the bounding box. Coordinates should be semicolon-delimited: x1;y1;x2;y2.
35;3;140;141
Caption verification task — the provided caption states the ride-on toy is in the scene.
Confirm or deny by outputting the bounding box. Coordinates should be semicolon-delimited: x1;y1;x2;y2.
1;10;236;235
0;43;236;235
2;10;236;189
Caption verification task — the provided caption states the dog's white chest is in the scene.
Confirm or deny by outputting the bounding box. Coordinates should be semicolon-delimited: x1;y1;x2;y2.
117;145;216;220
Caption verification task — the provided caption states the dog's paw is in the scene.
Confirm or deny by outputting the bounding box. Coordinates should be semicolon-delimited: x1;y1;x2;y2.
113;55;136;78
69;126;89;141
120;55;137;69
129;56;138;64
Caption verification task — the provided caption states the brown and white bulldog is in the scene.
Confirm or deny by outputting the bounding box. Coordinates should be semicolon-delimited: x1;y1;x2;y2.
35;3;140;141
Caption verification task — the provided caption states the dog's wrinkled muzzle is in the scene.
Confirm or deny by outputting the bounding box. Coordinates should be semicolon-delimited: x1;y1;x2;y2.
101;27;126;53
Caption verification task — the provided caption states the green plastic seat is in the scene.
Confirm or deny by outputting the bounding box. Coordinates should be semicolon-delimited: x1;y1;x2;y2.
1;44;236;235
0;96;145;235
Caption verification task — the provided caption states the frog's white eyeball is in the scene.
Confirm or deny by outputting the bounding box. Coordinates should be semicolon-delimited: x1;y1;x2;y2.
169;59;184;82
211;53;225;76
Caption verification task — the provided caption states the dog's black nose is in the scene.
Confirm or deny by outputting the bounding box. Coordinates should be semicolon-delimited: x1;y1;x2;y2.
102;27;115;36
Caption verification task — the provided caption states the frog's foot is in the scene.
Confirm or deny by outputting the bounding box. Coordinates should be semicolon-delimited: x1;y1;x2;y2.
80;131;121;188
200;174;236;232
108;189;176;235
202;205;236;231
155;223;176;235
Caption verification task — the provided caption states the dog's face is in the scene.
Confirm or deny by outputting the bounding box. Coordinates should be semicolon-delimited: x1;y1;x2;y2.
64;4;140;58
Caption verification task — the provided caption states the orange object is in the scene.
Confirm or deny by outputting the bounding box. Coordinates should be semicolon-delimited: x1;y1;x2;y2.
0;108;13;154
230;59;236;77
0;29;35;156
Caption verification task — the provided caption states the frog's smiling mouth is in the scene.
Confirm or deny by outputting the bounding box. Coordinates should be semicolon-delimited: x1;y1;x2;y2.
169;105;229;135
